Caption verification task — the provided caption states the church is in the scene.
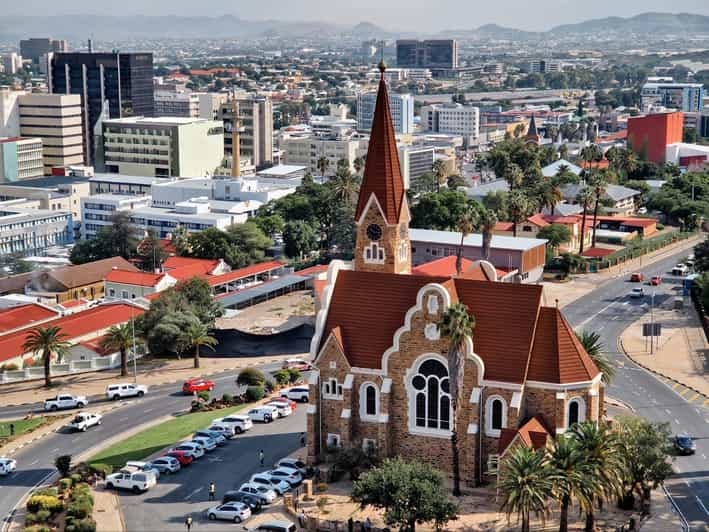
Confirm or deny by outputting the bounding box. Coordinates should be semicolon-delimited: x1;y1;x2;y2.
305;63;602;482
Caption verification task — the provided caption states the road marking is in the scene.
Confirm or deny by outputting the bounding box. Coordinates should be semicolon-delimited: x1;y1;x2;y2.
143;408;153;413
622;301;629;306
672;382;682;390
696;496;709;516
688;393;701;403
118;417;129;422
575;300;619;328
679;388;692;397
50;448;59;453
183;487;203;500
702;454;707;460
29;460;38;466
674;418;680;425
665;409;672;415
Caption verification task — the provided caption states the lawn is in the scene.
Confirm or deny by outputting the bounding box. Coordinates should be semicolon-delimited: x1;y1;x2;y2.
88;405;246;469
0;417;47;440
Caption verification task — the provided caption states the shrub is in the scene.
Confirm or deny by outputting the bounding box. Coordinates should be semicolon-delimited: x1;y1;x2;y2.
273;370;290;385
657;223;665;230
59;478;73;492
23;525;51;532
1;363;19;372
35;510;51;523
287;368;302;383
236;367;266;386
26;495;62;514
190;400;205;412
264;378;275;392
316;496;329;514
89;463;112;479
197;390;210;402
55;455;72;477
24;512;39;525
245;385;265;402
221;393;233;404
65;518;97;532
70;473;82;484
32;488;58;498
66;501;92;520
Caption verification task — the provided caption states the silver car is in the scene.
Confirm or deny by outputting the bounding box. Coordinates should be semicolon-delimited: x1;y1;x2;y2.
238;482;277;504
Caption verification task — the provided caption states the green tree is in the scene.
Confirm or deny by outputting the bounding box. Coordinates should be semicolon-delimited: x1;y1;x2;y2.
545;435;590;532
22;325;70;387
353;156;365;175
411;190;476;231
576;330;614;384
539;180;563;213
538;224;572;252
579;144;602;172
508;190;530;238
694;238;709;273
432;159;447;193
100;323;133;377
499;446;553;532
438;302;475;494
283;220;318;259
559;253;587;276
683;128;698;144
447;174;466;190
477;208;498;262
455;210;477;276
181;321;217;369
136;231;168;272
410;171;437;196
351;458;459;532
70;211;139;265
588;173;609;248
576;187;594;254
226;222;272;267
253;214;285;238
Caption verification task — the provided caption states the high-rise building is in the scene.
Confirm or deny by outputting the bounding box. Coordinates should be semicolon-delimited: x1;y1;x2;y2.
0;137;44;182
627;111;684;163
0;87;23;138
396;40;458;69
357;91;414;134
154;91;201;117
641;80;704;113
528;60;562;73
420;103;480;143
218;94;273;169
49;52;155;165
19;93;85;173
20;38;68;63
101;116;224;178
1;53;23;75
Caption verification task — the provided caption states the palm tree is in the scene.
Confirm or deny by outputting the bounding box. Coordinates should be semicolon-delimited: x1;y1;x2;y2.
508;190;529;238
540;180;563;213
618;149;638;180
576;187;594;254
22;325;71;387
545;435;591;532
456;211;477;276
477;208;498;262
100;323;133;377
499;446;554;532
316;156;329;178
506;163;524;190
576;330;614;384
588;173;608;248
580;144;602;172
438;302;475;495
353;156;365;175
331;172;360;205
432;159;447;193
182;322;217;369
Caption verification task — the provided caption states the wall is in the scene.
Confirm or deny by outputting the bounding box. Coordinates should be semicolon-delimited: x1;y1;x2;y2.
627;112;683;163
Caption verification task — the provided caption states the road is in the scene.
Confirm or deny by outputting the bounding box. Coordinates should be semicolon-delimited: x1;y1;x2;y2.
121;408;306;531
563;248;709;530
0;362;284;530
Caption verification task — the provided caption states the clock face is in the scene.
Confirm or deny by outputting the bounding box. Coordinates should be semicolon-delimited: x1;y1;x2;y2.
366;224;383;241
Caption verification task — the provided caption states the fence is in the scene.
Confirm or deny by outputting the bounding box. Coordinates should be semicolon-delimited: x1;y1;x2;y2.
594;231;693;270
0;352;144;384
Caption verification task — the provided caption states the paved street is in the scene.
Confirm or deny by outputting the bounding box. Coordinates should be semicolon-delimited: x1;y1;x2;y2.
120;408;306;531
564;247;709;530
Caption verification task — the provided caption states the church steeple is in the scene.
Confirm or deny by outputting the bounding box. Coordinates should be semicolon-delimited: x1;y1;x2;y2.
353;62;411;275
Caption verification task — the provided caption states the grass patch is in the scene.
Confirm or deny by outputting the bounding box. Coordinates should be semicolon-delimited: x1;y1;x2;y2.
87;405;246;469
0;417;47;440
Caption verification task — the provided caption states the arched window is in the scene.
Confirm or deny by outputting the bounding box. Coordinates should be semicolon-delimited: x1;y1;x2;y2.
567;397;586;427
485;395;508;437
408;357;451;434
359;382;379;421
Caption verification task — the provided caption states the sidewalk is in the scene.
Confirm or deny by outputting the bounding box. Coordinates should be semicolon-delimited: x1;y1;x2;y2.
542;234;702;309
620;296;709;401
92;486;125;532
0;353;299;408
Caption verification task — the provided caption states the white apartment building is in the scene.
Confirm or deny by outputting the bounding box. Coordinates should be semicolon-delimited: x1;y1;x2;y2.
0;88;23;138
19;93;85;173
357;91;414;134
81;194;152;239
641;80;704;113
281;134;368;176
154;91;201;117
150;176;294;208
2;53;22;75
89;173;173;196
0;137;44;181
101;116;224;178
420;103;480;145
397;145;436;189
0;199;73;255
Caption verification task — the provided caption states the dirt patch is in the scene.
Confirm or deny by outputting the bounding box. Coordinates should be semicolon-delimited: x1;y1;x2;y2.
216;291;315;333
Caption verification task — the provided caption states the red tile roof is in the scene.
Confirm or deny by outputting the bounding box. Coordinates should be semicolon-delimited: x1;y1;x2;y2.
60;300;86;309
297;264;330;276
526;214;549;228
575;215;657;228
543;215;580;225
581;247;616;258
499;415;551;455
313;279;327;301
162;257;221;274
206;261;284;287
0;304;58;334
527;307;599;384
0;303;144;363
493;222;514;232
412;256;506;280
354;69;406;224
105;269;167;287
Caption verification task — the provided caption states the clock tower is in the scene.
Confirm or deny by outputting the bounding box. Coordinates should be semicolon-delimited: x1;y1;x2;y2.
353;61;411;275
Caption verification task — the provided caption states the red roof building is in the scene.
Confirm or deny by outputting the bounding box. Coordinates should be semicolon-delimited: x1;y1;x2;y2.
0;304;59;335
627;111;683;163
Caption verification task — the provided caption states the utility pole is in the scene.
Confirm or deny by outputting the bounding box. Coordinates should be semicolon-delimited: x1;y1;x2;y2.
131;306;138;383
650;291;655;355
230;97;243;178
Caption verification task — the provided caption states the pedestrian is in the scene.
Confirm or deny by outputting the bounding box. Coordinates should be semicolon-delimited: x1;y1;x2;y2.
298;509;306;527
259;449;264;466
208;481;216;501
364;517;372;532
185;515;193;532
300;432;306;447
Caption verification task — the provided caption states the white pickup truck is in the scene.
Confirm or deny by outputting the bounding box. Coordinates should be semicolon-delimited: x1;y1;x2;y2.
105;471;157;493
44;394;88;412
67;413;102;432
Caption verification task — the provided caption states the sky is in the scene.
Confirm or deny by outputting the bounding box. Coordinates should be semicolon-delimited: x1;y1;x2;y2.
5;0;709;32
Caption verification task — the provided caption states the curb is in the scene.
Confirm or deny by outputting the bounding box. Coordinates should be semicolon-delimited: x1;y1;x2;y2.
618;337;709;408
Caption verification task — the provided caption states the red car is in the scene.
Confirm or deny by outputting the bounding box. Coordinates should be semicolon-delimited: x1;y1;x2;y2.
182;378;215;394
281;358;312;371
630;272;644;282
650;276;662;286
270;397;297;410
165;451;193;466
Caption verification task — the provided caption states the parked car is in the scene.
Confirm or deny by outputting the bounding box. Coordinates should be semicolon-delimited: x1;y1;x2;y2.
250;473;291;495
191;436;217;452
629;272;644;282
222;490;263;513
255;521;297;532
275;458;310;477
637;207;648;215
0;457;16;475
182;378;215;394
281;358;312;371
674;434;696;455
44;394;88;412
194;429;226;446
171;442;205;459
269;397;297;410
268;467;303;487
280;387;309;403
124;461;161;479
650;276;662;286
267;402;292;417
105;471;157;493
164;451;193;466
105;383;147;400
630;287;645;299
208;423;237;438
237;483;277;504
672;264;689;276
207;502;251;523
247;406;279;423
212;414;253;434
148;456;181;474
67;412;102;432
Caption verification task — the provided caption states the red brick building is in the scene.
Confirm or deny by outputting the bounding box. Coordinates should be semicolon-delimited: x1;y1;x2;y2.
627;111;683;163
306;64;602;482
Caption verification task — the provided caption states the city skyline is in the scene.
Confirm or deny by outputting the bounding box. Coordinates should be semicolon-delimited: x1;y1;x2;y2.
3;1;709;32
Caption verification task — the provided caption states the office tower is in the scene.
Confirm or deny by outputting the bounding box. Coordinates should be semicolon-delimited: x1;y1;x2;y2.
641;80;705;113
528;59;562;73
154;91;201;117
19;93;85;173
357;91;414;134
396;40;458;69
49;52;155;165
2;53;23;75
0;137;44;182
20;38;68;63
0;88;24;138
101;116;224;177
420;103;480;142
219;94;273;169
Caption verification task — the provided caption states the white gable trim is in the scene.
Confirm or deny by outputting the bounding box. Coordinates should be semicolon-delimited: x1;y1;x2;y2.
343;374;354;390
310;260;351;360
525;372;602;391
356;193;388;226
